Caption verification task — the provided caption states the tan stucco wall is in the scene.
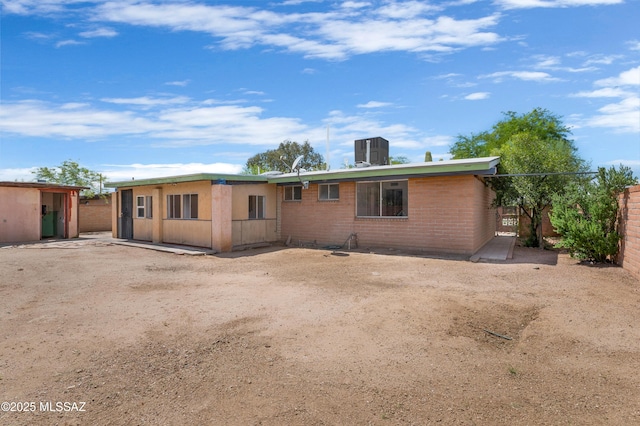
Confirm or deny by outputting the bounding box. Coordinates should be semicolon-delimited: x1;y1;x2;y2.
230;183;278;246
0;187;41;243
115;181;214;247
111;192;118;238
212;184;232;251
68;191;80;238
231;184;277;220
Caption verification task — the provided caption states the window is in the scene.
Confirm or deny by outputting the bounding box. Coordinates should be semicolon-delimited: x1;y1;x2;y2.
136;196;145;218
168;194;198;219
318;183;339;201
145;196;153;218
183;194;198;219
356;180;408;217
248;195;266;219
167;194;181;219
284;186;302;201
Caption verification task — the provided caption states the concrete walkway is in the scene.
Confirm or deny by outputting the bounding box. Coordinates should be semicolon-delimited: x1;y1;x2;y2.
80;232;216;255
469;235;516;262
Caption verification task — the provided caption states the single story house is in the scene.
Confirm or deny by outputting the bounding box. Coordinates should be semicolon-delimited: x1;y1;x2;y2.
0;181;86;243
105;156;500;255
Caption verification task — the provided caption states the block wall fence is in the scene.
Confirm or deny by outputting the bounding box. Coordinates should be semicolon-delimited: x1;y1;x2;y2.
79;197;112;232
618;184;640;281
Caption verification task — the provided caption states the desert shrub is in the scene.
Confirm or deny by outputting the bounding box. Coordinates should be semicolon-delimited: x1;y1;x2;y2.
550;165;636;262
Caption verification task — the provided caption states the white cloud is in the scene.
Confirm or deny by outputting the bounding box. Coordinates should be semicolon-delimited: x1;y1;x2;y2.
324;110;420;147
531;54;596;73
577;66;640;134
586;96;640;133
0;167;38;182
0;0;86;15
164;80;190;87
357;101;392;108
55;39;85;48
79;27;118;38
88;1;502;60
479;70;559;82
571;87;631;98
341;1;371;10
24;31;54;40
4;1;506;60
422;135;454;147
495;0;623;9
595;66;640;87
0;99;308;144
582;54;622;66
101;96;191;106
464;92;490;100
102;162;244;182
376;1;440;18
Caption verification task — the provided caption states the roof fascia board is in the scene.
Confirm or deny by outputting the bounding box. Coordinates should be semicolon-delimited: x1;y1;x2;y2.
105;173;268;188
0;182;89;190
268;157;500;184
275;168;497;186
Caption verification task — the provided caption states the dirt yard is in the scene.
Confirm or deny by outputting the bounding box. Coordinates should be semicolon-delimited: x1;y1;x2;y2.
1;237;639;425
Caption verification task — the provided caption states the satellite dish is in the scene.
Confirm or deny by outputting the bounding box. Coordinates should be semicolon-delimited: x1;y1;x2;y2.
291;155;304;172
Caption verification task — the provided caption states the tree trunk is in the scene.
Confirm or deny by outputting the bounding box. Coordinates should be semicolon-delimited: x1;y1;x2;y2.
527;206;543;248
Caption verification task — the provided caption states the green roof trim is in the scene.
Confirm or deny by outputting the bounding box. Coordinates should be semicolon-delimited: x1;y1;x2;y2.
267;156;500;184
105;173;268;188
105;157;500;188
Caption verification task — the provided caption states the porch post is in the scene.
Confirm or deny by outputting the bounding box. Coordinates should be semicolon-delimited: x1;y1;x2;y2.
211;184;232;252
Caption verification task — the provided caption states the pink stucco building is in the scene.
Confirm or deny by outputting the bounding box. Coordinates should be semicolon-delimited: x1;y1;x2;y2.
0;182;86;243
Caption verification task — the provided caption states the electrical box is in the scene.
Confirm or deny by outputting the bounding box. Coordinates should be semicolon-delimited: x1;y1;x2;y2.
354;137;389;166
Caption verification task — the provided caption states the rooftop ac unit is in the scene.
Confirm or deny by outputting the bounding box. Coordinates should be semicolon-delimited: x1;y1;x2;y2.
354;137;389;166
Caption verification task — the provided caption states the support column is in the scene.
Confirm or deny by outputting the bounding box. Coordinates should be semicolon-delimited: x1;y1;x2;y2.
111;192;118;238
152;187;163;244
211;184;232;252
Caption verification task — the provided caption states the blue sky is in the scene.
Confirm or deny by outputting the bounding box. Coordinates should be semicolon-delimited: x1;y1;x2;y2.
1;0;639;183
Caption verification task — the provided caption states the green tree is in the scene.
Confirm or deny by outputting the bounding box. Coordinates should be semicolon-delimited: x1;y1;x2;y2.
389;155;410;164
244;140;325;174
550;165;637;263
33;160;106;197
450;108;587;247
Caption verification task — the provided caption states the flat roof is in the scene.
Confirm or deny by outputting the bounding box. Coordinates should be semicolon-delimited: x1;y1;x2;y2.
269;156;500;184
105;173;268;188
105;156;500;188
0;181;89;190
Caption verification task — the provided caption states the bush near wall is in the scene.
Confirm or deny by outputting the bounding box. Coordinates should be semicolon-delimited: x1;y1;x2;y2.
79;196;112;232
617;184;640;280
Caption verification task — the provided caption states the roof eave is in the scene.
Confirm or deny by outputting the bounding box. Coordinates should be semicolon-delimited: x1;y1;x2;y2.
267;157;500;184
105;173;268;188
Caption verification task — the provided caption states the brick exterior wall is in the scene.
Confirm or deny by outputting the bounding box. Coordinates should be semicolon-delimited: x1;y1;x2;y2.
618;184;640;280
79;196;112;232
279;175;495;255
